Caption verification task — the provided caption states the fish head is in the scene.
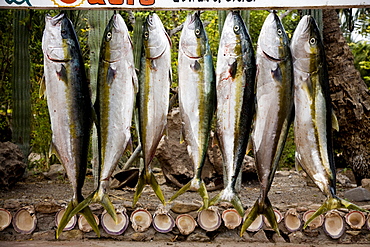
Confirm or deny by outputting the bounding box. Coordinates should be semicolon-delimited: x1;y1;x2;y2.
258;12;290;62
101;13;131;63
43;12;75;62
180;12;207;59
219;11;247;58
143;13;171;59
291;15;325;73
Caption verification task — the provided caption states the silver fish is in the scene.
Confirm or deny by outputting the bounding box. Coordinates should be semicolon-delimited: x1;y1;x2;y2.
41;13;98;238
69;13;138;224
169;12;216;210
209;11;255;217
291;15;367;228
133;13;171;206
241;11;294;236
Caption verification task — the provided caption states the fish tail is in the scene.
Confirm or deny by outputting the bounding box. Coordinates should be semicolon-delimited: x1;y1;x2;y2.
240;196;279;236
133;169;166;207
169;177;209;210
303;195;369;229
209;188;244;216
56;197;100;239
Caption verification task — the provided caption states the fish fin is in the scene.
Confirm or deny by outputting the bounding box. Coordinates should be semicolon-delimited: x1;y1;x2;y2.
56;200;74;239
80;205;100;237
271;65;282;83
240;196;279;236
97;189;118;223
56;198;100;239
197;180;209;211
303;196;368;229
39;75;46;99
149;170;166;205
70;189;118;224
294;152;303;172
107;66;116;85
209;189;244;216
132;170;147;207
246;136;253;155
229;59;238;79
132;67;139;94
332;110;339;131
168;179;192;202
169;178;208;210
57;64;68;83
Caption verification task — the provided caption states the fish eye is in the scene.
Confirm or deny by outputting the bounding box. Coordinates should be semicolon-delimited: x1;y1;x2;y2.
277;29;283;35
106;32;112;41
309;37;317;45
144;31;149;40
234;25;240;33
195;28;201;36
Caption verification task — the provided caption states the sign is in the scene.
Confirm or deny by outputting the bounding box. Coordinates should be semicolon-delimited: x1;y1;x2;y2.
1;0;369;10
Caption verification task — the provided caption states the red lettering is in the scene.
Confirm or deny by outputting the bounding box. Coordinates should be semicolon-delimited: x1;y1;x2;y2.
140;0;154;5
88;0;106;4
127;0;134;4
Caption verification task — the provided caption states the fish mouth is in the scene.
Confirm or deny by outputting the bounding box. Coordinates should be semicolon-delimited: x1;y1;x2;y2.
47;12;65;26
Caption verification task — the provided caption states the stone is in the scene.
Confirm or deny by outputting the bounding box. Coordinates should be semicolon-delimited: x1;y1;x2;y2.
344;187;370;202
156;108;222;189
32;230;55;241
58;229;84;240
0;142;26;188
187;230;210;242
251;230;269;242
35;201;61;214
336;172;355;188
42;164;66;180
362;179;370;191
170;201;200;214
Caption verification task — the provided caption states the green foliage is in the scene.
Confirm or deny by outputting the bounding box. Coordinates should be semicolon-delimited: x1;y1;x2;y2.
0;10;14;142
279;125;296;170
349;41;370;87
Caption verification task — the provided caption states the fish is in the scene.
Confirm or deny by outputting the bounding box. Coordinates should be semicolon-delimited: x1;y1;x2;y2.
41;12;98;238
169;11;216;210
133;13;171;206
240;11;294;236
209;11;255;217
291;15;367;228
67;13;138;224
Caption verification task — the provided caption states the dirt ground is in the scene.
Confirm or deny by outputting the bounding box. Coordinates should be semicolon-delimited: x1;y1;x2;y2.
0;168;370;245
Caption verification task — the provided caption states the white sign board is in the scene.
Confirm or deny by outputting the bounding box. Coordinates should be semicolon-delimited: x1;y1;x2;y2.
1;0;369;10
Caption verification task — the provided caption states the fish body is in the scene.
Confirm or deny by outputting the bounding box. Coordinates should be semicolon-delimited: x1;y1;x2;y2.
133;13;171;206
42;13;98;238
209;11;255;216
241;12;294;235
291;15;367;228
169;12;216;210
69;13;138;222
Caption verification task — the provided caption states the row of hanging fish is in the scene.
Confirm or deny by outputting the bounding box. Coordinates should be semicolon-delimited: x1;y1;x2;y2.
41;10;368;239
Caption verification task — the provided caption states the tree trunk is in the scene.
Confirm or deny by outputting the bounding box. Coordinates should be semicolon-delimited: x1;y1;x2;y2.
323;9;370;185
